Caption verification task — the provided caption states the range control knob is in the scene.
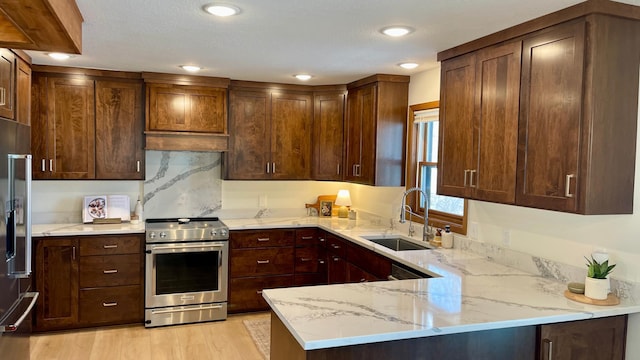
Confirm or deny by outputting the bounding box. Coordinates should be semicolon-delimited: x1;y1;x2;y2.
159;232;167;238
149;232;156;239
210;229;218;237
220;229;228;237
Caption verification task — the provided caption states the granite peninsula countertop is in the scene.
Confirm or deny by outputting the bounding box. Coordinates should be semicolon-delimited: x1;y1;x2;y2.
33;216;640;351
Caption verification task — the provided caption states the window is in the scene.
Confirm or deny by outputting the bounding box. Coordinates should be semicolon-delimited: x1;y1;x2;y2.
406;101;468;234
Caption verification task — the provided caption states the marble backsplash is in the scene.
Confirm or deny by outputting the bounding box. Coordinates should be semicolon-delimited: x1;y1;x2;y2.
144;150;223;218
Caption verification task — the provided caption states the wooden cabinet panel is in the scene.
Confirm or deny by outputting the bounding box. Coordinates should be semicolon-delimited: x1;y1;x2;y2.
325;234;347;258
294;247;319;273
230;248;295;277
0;48;15;119
227;89;271;179
34;238;79;331
229;275;293;313
295;228;317;247
95;80;144;179
270;92;313;179
147;84;227;133
79;234;142;256
79;285;142;325
538;315;626;360
15;55;30;125
79;254;141;288
230;229;295;249
344;85;373;183
346;262;378;283
46;76;96;179
327;254;347;284
313;92;345;180
347;243;391;279
517;22;585;213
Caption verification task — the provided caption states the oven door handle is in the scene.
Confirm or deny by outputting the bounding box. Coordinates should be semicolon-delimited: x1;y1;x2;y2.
151;304;224;315
149;244;225;252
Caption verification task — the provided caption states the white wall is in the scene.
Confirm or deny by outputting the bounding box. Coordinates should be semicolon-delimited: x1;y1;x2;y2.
408;64;640;357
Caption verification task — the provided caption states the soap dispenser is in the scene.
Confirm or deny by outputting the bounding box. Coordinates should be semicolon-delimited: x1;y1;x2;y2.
134;197;144;221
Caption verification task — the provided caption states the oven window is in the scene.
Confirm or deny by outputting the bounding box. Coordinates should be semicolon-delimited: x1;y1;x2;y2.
156;251;220;294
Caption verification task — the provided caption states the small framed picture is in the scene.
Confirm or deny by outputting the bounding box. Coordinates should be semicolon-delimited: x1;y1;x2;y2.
320;200;333;217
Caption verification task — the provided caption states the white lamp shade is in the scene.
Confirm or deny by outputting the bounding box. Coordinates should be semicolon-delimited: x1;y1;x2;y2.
335;190;352;206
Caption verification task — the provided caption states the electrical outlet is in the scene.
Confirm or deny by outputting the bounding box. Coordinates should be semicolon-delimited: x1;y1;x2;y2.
502;230;511;247
259;195;267;208
469;222;478;240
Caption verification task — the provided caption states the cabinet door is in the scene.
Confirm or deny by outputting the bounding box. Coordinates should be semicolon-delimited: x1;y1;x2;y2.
15;56;30;125
438;53;476;198
95;80;144;179
35;238;79;331
327;254;347;284
31;76;49;179
270;91;313;179
344;85;376;183
313;92;345;180
538;316;626;360
473;42;521;203
517;22;585;212
46;77;96;179
0;49;15;119
147;84;227;133
227;89;271;179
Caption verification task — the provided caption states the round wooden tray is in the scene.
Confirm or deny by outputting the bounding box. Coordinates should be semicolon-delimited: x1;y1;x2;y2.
563;290;620;306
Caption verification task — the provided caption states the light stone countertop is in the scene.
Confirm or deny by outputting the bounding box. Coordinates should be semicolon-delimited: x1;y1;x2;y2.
33;216;640;351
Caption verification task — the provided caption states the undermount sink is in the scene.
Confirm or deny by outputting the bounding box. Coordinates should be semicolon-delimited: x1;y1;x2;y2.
362;236;431;251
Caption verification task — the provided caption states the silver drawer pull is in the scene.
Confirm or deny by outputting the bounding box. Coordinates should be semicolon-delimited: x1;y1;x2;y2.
333;257;340;262
49;159;53;172
300;258;312;262
318;238;325;242
41;159;46;172
257;260;270;264
136;160;141;172
256;290;263;295
257;238;270;242
543;338;553;359
103;269;118;274
331;244;341;249
102;302;118;307
565;174;575;198
318;259;325;264
301;236;313;240
103;244;118;249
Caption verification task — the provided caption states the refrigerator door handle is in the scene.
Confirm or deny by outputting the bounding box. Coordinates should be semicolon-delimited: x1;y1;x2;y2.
7;154;32;278
0;292;39;333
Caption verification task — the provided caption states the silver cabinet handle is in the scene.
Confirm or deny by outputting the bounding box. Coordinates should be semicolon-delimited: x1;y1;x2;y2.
331;244;341;249
301;236;313;240
387;275;399;281
318;259;325;264
257;260;270;264
318;237;325;242
103;244;118;249
464;169;470;186
102;302;118;307
266;162;270;174
257;237;270;242
136;160;140;172
41;159;46;172
333;256;340;262
352;164;356;176
469;170;476;188
565;174;575;198
355;164;361;176
103;269;118;274
0;87;5;106
300;258;312;262
72;246;76;260
49;159;53;172
337;164;340;175
543;338;553;359
272;162;276;173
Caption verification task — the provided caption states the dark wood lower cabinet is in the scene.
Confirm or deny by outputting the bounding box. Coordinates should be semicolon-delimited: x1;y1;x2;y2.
229;275;294;313
271;312;628;360
79;285;142;324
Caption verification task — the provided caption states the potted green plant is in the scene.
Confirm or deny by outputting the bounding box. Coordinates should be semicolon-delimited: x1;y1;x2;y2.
584;256;616;300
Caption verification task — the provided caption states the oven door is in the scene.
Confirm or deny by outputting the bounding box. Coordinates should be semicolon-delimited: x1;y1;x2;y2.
145;241;228;308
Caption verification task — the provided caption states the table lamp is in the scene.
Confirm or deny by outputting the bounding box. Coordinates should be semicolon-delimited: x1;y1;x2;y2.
335;190;352;218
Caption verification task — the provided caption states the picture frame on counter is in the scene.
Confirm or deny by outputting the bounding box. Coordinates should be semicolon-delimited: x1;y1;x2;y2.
320;200;333;217
82;195;131;223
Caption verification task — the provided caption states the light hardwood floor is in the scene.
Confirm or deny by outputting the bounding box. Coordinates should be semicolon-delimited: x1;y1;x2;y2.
30;313;269;360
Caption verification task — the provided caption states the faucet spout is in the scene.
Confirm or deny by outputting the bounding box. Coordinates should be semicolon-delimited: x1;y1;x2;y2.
400;187;433;242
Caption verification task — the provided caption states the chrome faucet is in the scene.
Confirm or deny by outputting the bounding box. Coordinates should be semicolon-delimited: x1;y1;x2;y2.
400;187;433;242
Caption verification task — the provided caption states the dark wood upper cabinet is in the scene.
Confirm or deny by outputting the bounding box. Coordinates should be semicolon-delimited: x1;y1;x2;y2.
15;54;31;125
95;80;144;179
31;67;145;180
0;48;15;120
226;83;313;180
438;41;521;204
438;5;640;214
344;75;409;186
313;91;346;181
143;72;230;152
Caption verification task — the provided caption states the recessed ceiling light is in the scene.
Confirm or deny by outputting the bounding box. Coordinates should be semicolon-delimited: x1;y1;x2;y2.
295;74;312;81
180;65;202;72
204;3;241;16
399;62;419;69
48;53;71;60
381;26;413;37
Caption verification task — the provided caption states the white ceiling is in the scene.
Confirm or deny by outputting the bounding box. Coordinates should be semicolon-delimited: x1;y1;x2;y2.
25;0;636;85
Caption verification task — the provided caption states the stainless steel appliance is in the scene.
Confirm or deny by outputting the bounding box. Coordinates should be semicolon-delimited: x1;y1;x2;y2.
0;118;38;359
145;217;229;327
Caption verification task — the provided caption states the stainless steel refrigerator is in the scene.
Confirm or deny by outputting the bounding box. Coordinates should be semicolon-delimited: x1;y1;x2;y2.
0;118;38;359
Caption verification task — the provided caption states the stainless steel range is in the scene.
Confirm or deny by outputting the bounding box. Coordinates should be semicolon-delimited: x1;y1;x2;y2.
144;217;229;328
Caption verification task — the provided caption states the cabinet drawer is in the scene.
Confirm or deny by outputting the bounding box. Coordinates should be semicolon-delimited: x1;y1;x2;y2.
294;273;327;287
79;235;142;256
294;247;319;273
295;228;317;247
229;275;293;313
325;234;347;257
231;248;294;277
79;285;142;324
230;229;295;249
79;254;141;288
